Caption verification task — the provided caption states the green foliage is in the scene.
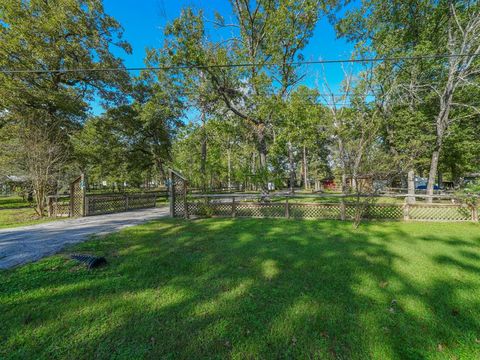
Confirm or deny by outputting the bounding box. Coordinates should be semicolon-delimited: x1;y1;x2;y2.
336;0;480;188
465;181;480;194
154;0;337;190
0;0;132;210
0;0;131;122
73;73;185;187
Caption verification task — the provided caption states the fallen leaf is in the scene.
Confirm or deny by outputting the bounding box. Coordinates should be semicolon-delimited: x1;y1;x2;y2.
437;343;445;352
379;281;389;288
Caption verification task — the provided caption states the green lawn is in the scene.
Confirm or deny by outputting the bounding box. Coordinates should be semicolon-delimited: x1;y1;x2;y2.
0;196;59;229
1;219;479;359
0;196;31;209
0;208;58;229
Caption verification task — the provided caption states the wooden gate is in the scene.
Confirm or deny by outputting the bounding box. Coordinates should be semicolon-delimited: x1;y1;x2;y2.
70;174;86;217
169;169;188;218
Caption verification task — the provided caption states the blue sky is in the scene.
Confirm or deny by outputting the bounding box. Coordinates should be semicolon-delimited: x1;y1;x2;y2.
93;0;360;115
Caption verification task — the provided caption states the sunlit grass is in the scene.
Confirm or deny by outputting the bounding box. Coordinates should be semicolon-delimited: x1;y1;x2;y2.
0;196;58;229
0;208;58;229
1;219;479;359
0;196;31;209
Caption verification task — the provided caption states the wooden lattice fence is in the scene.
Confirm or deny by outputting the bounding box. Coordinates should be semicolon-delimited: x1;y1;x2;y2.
48;195;70;217
178;195;479;223
169;169;188;218
86;193;159;216
48;173;166;217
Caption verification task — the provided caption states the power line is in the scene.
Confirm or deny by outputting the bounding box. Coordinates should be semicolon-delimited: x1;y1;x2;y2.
1;53;479;74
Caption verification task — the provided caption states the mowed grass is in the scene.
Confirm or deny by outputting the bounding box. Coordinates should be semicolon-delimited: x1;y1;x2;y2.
0;208;59;229
0;196;56;229
0;196;31;209
1;219;480;359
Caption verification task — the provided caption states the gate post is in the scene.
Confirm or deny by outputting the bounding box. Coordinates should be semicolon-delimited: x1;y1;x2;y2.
81;173;86;217
169;169;175;218
184;181;189;219
84;196;89;216
169;169;188;218
403;202;410;221
471;206;478;222
47;196;53;217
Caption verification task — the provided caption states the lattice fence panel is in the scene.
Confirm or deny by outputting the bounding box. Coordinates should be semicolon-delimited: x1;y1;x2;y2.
87;195;126;216
209;202;234;217
127;194;157;210
289;203;341;219
51;198;70;217
344;204;357;220
409;204;472;221
363;204;404;220
86;193;158;216
236;202;285;218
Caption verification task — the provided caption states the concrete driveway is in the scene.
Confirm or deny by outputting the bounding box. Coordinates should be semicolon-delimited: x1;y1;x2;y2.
0;207;169;270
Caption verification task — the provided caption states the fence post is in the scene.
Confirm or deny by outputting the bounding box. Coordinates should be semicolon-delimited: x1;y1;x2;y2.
285;197;290;218
68;181;74;217
184;181;189;219
84;196;89;216
340;198;346;221
81;173;86;217
125;194;129;212
403;202;410;221
472;206;478;222
169;170;175;217
232;196;236;218
47;196;52;217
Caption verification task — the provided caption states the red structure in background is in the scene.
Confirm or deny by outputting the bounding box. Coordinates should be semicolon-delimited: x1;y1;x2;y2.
321;179;336;190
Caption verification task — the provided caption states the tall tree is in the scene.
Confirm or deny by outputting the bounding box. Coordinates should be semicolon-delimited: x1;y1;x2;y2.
0;0;131;214
155;0;335;190
336;0;480;201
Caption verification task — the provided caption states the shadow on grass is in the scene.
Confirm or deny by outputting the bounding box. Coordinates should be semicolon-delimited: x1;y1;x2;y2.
1;219;479;359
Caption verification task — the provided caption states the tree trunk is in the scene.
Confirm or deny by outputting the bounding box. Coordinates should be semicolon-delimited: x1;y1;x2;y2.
303;146;308;190
341;173;347;194
407;169;415;204
426;142;441;203
288;142;295;194
256;124;268;192
426;128;445;203
227;148;231;190
156;159;166;184
200;111;207;192
251;152;256;191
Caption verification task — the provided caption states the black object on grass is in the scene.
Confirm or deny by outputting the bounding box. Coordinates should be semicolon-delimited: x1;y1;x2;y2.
70;254;107;269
